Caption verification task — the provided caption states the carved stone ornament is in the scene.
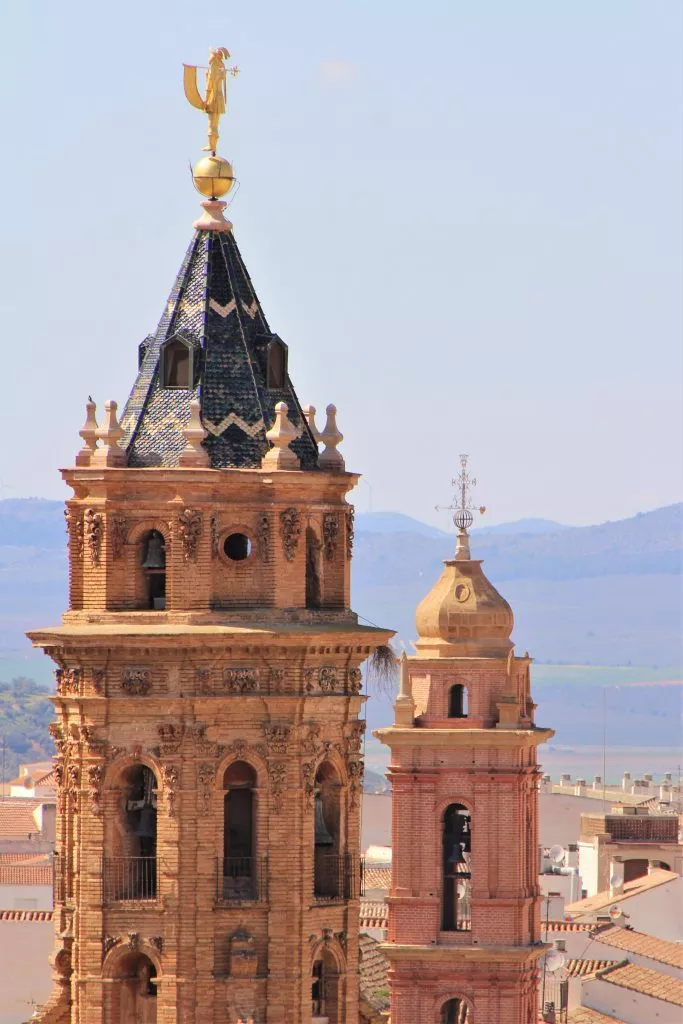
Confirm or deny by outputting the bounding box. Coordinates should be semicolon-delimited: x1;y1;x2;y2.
64;506;83;558
268;761;287;812
279;507;301;561
347;757;364;807
256;512;270;562
344;720;366;754
67;764;80;804
103;935;118;956
109;514;127;560
84;508;104;566
178;508;202;562
158;723;184;754
196;667;212;694
262;723;291;755
149;935;163;953
345;505;355;560
210;515;219;559
55;667;81;697
127;932;140;952
49;722;67;756
224;667;260;694
197;763;215;813
80;725;105;755
121;669;151;696
302;761;317;807
230;929;257;979
268;667;284;693
162;764;179;817
92;668;106;694
88;764;105;815
322;512;339;560
346;667;363;695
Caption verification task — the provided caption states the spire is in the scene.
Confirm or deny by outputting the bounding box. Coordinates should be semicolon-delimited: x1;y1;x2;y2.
435;454;486;560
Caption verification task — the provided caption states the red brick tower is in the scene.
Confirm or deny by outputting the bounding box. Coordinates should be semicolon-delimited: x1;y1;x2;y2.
375;461;553;1024
27;50;391;1024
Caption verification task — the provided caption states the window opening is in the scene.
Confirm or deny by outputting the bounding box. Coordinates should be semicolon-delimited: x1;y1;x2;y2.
442;804;471;931
163;338;191;388
314;763;343;899
267;340;286;388
623;858;649;884
448;684;468;718
141;531;166;610
224;533;251;561
117;953;157;1023
306;527;322;609
222;761;256;900
441;998;470;1024
104;765;157;901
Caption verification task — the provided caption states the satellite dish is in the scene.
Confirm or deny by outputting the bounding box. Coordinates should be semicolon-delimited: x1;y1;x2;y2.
609;904;622;921
545;950;566;973
610;874;623;888
549;845;565;865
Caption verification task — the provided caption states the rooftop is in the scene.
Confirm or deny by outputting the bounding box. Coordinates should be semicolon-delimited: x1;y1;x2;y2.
565;868;680;916
566;1009;627;1024
566;959;620;978
364;865;391;891
0;861;53;886
358;933;390;1012
0;799;42;838
593;925;683;968
596;961;683;1006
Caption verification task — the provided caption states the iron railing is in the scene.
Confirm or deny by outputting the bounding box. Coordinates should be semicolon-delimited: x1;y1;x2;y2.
314;852;360;901
541;978;569;1023
215;856;266;902
103;856;157;902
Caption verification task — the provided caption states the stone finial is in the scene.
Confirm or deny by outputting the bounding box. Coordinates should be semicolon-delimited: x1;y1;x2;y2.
92;401;126;467
193;200;233;233
179;400;210;467
262;402;300;470
454;529;471;561
303;405;321;443
393;651;415;727
318;404;344;471
76;400;98;466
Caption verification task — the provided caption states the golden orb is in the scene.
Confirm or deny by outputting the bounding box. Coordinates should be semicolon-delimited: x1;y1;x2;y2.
192;155;235;198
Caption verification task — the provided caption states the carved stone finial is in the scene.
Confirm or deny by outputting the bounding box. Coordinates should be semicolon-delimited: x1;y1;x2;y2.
262;402;300;470
92;401;126;467
318;404;344;471
76;400;98;466
303;405;321;443
179;400;210;467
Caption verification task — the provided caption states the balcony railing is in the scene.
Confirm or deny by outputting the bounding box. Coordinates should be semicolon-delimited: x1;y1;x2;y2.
103;857;157;902
215;856;267;902
314;852;361;901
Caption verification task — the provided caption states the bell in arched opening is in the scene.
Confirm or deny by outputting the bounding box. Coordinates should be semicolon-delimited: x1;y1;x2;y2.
141;530;166;610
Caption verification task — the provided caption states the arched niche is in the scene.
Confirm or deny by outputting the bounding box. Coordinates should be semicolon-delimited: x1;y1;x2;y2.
311;942;344;1023
442;803;471;932
103;762;159;902
314;761;343;899
448;683;468;719
103;950;159;1024
306;526;322;609
439;996;472;1024
221;760;257;900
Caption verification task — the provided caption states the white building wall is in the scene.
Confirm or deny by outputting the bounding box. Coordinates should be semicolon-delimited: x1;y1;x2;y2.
579;841;599;896
0;883;53;910
0;918;53;1024
583;976;681;1024
621;880;683;942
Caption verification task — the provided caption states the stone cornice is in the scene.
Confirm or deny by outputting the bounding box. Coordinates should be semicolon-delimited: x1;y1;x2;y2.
374;725;554;748
381;942;549;965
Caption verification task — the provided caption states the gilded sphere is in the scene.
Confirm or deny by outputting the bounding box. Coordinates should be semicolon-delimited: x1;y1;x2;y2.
192;155;235;199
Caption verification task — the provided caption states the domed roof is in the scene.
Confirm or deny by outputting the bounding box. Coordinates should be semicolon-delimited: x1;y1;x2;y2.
414;538;513;654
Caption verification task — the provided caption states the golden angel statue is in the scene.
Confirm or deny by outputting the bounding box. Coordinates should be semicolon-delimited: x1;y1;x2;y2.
183;47;239;154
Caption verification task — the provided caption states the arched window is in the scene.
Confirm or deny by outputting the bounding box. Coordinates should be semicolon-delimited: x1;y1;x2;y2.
141;530;166;610
312;948;340;1022
104;765;157;901
267;338;287;388
162;337;192;388
448;684;468;718
306;527;322;609
442;804;471;932
222;761;256;900
314;762;342;899
116;952;157;1022
441;998;470;1024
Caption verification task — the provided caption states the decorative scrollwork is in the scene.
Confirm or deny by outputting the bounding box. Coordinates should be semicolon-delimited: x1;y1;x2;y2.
84;508;104;566
162;764;179;817
88;764;105;815
126;932;140;952
158;723;184;754
345;505;355;560
343;720;366;754
121;669;151;696
64;506;83;558
49;722;67;757
178;508;202;562
322;512;339;560
103;935;118;956
302;761;317;807
279;507;301;561
109;514;127;560
92;668;106;694
210;515;219;559
262;724;291;755
268;762;287;813
346;667;363;695
149;935;163;953
256;512;270;562
197;763;215;813
268;667;285;692
347;758;364;807
55;668;81;697
196;667;212;694
224;668;260;694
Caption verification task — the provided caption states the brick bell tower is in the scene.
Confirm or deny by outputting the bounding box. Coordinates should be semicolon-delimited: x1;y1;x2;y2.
375;458;554;1024
28;47;391;1024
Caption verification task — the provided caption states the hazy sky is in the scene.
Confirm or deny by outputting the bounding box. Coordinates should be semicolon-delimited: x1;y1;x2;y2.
0;1;681;526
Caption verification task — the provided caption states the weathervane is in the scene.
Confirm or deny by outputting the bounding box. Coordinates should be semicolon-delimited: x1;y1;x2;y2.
435;454;486;558
183;47;239;205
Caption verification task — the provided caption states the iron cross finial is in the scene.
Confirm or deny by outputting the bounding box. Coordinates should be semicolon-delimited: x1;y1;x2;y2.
435;454;486;535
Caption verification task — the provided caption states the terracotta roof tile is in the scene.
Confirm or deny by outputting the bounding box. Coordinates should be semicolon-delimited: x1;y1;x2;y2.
566;959;620;977
358;934;390;1011
359;900;388;928
564;869;679;916
547;921;594;933
594;925;683;968
597;962;683;1006
0;862;53;885
364;865;391;890
0;799;42;837
0;853;51;866
0;909;53;922
567;1009;627;1023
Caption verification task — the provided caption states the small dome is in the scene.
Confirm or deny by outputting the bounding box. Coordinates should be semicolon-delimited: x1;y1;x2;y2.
414;555;513;652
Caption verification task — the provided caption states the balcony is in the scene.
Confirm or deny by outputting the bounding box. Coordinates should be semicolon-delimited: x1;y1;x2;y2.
215;856;267;902
103;856;157;902
314;853;361;902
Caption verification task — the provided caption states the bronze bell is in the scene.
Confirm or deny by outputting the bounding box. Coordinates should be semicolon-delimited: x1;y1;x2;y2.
142;531;166;569
447;842;466;866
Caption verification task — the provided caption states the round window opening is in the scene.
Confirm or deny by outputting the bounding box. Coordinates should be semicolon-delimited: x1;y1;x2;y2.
224;533;252;561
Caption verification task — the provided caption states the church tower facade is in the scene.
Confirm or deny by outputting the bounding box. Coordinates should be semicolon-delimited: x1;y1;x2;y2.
28;49;391;1024
375;462;553;1024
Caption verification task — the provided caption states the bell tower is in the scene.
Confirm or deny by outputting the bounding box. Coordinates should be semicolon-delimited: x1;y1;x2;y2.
375;459;554;1024
28;48;391;1024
